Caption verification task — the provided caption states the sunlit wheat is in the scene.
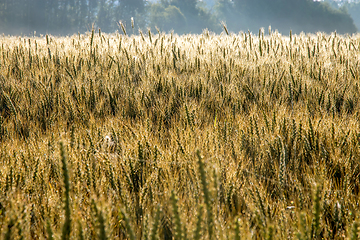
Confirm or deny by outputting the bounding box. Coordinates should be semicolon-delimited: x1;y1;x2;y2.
0;29;359;239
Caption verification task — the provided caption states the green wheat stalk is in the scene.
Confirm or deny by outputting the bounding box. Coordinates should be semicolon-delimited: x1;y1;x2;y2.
119;21;127;36
60;142;71;240
150;206;161;240
350;221;359;240
78;221;85;240
193;205;203;240
234;218;241;240
97;210;107;240
297;213;309;240
311;185;321;239
222;22;229;36
197;150;214;239
278;137;287;196
171;191;183;240
4;218;14;240
267;225;274;240
46;220;54;240
120;208;135;240
91;200;108;240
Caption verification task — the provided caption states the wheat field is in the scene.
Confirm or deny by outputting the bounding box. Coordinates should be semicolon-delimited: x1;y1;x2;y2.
0;28;360;239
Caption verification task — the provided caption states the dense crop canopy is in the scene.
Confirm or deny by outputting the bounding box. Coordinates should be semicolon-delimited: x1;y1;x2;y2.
0;29;360;239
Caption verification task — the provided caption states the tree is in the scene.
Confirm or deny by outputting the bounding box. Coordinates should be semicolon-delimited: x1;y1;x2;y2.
77;0;90;32
306;1;356;34
342;1;360;31
203;0;216;9
0;0;355;36
1;0;27;34
216;0;357;34
27;0;48;34
170;0;198;17
97;0;114;32
149;0;219;34
115;0;147;33
150;4;187;33
170;0;207;32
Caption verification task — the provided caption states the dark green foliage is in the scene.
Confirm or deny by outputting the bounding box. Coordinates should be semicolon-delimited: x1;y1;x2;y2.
343;2;360;31
1;0;355;35
149;4;188;33
216;0;357;34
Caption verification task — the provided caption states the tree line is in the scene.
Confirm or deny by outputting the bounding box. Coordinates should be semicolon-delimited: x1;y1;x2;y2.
0;0;358;36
